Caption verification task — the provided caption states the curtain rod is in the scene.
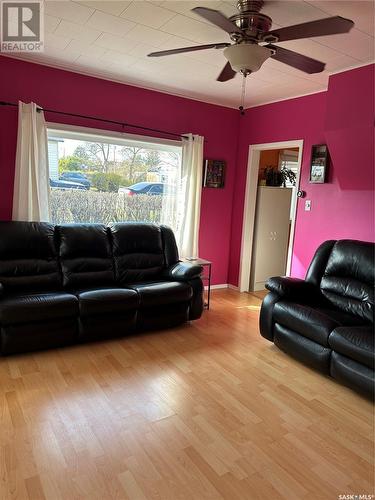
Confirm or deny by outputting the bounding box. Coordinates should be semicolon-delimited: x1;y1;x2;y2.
0;100;189;140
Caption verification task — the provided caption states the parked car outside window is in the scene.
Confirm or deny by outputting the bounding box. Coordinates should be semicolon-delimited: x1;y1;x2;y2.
50;178;86;190
60;171;91;189
118;182;166;196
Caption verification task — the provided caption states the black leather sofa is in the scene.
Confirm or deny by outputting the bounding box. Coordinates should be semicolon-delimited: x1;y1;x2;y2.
0;221;204;355
260;240;374;398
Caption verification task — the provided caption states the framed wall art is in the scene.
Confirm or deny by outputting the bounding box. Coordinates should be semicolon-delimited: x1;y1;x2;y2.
203;159;226;188
310;144;328;183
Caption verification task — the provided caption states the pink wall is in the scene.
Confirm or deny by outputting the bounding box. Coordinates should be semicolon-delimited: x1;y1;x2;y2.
228;63;375;285
1;56;373;287
0;55;239;285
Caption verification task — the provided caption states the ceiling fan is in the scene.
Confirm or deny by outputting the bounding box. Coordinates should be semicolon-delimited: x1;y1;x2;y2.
148;0;354;82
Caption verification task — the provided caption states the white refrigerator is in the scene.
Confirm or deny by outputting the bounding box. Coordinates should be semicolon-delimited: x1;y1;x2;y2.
250;186;292;292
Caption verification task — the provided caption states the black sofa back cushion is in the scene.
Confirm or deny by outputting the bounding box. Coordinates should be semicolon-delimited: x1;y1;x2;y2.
160;225;179;268
111;223;167;284
0;221;61;293
57;224;114;289
320;240;374;323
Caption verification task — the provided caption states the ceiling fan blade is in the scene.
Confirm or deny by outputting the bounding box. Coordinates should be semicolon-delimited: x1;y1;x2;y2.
267;44;325;73
217;62;236;82
192;7;242;35
263;16;354;43
148;42;230;57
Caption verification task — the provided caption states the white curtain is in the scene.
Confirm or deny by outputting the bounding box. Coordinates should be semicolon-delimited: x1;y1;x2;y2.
161;133;204;258
12;101;50;221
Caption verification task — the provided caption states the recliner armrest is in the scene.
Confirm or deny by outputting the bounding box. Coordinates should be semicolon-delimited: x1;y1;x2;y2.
164;262;203;281
266;276;318;300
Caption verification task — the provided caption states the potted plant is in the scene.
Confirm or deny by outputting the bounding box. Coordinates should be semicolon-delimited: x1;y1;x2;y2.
280;166;296;187
264;166;296;187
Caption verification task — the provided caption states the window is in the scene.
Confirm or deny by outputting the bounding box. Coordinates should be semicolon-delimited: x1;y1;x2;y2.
47;126;182;230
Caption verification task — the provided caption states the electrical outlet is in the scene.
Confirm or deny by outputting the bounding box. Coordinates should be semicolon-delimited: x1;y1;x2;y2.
305;200;312;211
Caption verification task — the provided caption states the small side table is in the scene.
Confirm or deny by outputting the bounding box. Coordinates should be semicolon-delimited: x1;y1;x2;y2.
182;258;212;310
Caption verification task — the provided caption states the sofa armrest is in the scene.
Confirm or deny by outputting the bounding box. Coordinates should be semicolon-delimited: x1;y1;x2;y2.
0;283;4;299
164;262;203;281
266;276;319;301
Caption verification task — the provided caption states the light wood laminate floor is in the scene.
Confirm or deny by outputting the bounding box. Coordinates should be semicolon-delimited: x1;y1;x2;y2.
1;290;373;500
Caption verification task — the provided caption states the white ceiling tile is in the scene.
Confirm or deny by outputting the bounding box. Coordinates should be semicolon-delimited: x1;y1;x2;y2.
101;50;138;65
158;54;221;79
265;57;320;78
74;54;113;70
66;39;107;57
45;1;94;24
44;47;81;63
130;55;175;73
246;79;325;106
126;42;160;58
45;15;61;34
253;63;310;85
313;29;374;62
161;14;227;44
120;2;176;29
276;38;356;63
54;20;101;43
325;53;362;71
75;1;131;16
302;71;329;86
305;1;374;36
262;1;330;28
86;10;136;36
125;24;173;46
185;47;228;68
94;33;139;53
45;32;72;50
159;0;236;25
156;34;198;49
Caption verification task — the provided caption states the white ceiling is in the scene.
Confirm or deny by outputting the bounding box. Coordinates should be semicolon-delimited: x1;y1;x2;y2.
7;0;375;108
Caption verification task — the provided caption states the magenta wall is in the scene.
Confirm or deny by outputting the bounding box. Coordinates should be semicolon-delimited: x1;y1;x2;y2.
0;56;239;285
228;63;375;285
1;57;374;287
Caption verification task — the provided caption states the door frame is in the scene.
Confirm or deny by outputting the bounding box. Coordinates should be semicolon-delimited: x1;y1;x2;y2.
238;139;304;292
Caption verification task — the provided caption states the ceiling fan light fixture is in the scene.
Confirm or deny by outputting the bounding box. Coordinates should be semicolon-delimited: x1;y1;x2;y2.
223;43;271;73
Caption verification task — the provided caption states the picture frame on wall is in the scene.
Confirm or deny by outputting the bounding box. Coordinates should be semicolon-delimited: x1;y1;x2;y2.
310;144;328;183
203;159;226;188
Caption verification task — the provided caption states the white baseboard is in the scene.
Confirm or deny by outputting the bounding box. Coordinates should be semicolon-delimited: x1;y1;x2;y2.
204;284;228;290
204;284;241;291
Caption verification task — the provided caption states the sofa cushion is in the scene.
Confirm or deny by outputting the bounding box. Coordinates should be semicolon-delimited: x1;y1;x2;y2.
320;240;374;323
0;293;78;325
111;223;165;284
128;282;192;307
273;301;345;346
0;221;61;293
317;308;364;327
58;224;114;289
329;326;374;369
77;288;139;317
330;351;374;399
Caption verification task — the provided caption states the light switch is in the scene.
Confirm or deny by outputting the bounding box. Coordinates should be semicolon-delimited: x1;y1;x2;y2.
305;200;312;211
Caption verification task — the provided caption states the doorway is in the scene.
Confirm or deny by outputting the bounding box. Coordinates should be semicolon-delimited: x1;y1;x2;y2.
239;140;304;293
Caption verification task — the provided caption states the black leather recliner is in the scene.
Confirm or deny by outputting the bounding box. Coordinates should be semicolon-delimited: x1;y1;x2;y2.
260;240;374;399
0;221;204;355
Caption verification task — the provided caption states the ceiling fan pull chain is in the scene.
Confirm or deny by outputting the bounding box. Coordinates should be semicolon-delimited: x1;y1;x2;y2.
239;73;247;115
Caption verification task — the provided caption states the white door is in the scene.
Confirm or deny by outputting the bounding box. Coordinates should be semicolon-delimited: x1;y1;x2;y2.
250;187;292;291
